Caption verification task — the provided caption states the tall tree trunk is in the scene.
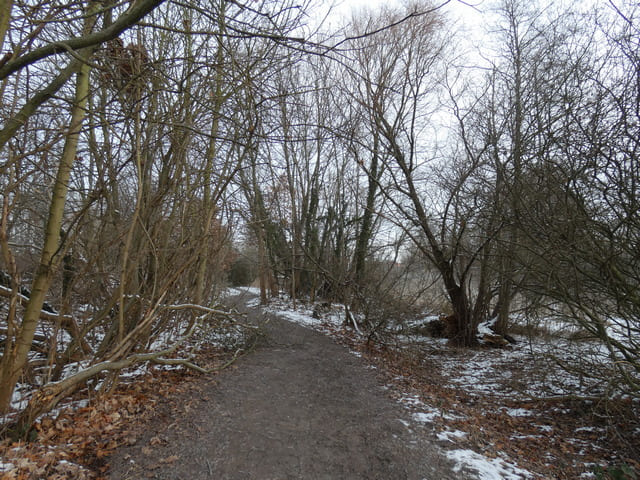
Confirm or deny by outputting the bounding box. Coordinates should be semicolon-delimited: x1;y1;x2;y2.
257;224;268;305
494;2;525;335
353;133;380;286
195;8;226;305
0;9;96;411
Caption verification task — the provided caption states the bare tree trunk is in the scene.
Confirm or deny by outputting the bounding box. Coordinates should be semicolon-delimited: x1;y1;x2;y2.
257;224;268;305
353;133;380;286
0;0;13;54
195;7;226;305
0;166;20;394
492;0;526;335
0;15;96;411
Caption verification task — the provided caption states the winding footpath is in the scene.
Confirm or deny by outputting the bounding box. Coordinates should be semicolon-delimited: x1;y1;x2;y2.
108;293;465;479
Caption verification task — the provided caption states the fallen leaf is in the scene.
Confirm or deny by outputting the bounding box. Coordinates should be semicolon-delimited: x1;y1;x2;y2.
159;455;180;464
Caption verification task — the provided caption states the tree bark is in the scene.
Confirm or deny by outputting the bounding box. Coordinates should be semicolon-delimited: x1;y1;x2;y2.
0;59;80;151
195;5;226;305
0;0;13;55
353;133;380;286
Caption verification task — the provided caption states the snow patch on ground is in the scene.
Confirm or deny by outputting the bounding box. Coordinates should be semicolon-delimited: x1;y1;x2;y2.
10;383;32;411
223;286;261;298
535;424;553;432
397;390;464;423
245;297;261;308
446;449;533;479
477;321;496;336
409;333;612;400
437;429;467;442
119;365;149;379
274;309;320;327
413;411;439;423
264;299;345;334
399;394;423;408
503;408;533;417
45;398;91;421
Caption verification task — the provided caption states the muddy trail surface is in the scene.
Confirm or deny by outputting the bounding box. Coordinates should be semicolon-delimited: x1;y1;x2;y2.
108;293;463;480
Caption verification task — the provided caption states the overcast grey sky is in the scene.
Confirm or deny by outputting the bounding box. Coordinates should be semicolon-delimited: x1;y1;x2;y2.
323;0;488;31
312;0;489;60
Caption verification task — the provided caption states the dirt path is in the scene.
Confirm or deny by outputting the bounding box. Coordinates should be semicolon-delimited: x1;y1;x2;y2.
108;294;463;479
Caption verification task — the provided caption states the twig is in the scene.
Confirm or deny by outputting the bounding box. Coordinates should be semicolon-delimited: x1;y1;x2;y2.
347;307;362;336
159;302;239;318
150;357;209;374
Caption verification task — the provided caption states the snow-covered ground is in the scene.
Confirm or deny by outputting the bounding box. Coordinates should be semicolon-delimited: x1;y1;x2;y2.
221;286;262;298
446;449;534;480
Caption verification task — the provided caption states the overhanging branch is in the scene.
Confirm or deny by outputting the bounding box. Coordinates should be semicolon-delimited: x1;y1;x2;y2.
0;0;166;80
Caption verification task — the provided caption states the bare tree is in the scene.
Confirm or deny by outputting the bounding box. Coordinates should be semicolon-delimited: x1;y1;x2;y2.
517;2;640;395
341;3;504;345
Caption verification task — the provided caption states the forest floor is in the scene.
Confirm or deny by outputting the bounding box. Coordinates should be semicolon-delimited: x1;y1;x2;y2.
1;288;638;479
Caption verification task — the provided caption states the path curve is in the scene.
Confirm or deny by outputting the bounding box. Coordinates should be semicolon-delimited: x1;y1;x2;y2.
109;294;463;479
